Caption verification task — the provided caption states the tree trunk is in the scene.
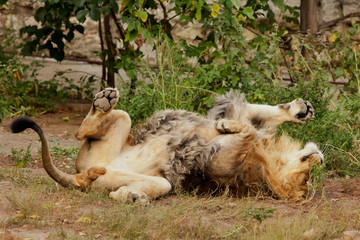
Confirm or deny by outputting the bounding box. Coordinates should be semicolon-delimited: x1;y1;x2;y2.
300;0;318;35
98;15;107;89
104;15;116;88
300;0;318;62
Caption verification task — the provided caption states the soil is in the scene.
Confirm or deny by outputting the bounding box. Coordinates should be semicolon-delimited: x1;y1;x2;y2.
0;111;86;156
1;112;360;239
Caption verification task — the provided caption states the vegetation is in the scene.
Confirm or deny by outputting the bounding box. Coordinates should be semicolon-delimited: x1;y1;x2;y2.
0;166;360;239
0;2;359;238
0;1;359;181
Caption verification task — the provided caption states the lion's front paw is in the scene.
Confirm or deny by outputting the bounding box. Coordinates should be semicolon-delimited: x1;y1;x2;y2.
109;186;149;205
93;88;119;113
215;119;248;134
295;99;314;122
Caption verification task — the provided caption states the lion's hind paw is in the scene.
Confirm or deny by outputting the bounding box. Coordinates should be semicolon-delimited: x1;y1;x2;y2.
109;186;149;205
93;88;119;113
75;167;107;188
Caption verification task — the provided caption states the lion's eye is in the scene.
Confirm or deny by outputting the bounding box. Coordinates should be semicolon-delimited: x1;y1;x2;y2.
303;178;309;185
301;155;310;162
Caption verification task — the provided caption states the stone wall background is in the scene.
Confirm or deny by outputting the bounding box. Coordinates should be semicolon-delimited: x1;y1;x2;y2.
1;0;360;60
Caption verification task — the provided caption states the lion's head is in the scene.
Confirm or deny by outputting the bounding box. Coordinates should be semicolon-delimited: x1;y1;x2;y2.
257;136;324;201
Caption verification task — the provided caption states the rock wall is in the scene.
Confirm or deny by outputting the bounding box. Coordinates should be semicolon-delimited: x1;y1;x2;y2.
1;0;360;60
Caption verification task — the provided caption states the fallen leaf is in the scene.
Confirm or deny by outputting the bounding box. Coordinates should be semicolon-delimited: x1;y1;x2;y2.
77;216;93;223
30;214;41;219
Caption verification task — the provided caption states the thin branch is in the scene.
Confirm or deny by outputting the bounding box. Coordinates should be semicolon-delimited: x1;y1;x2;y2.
168;8;190;21
111;10;126;40
244;25;261;37
319;12;360;30
104;15;116;87
158;0;168;21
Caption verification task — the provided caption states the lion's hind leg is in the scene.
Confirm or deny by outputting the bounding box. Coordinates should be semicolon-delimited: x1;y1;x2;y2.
76;88;123;140
95;171;172;204
75;88;132;174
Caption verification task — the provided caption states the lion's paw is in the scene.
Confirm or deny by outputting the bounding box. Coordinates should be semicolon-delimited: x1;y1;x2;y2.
75;167;106;188
280;99;314;123
294;99;314;122
93;88;119;113
109;186;149;205
87;167;107;180
215;119;247;134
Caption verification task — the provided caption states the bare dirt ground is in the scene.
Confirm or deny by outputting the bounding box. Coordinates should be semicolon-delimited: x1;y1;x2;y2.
1;112;360;239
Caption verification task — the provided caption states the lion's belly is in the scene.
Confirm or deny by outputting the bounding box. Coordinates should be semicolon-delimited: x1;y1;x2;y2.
107;136;170;176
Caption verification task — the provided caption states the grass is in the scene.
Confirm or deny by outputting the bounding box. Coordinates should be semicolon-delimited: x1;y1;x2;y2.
1;166;360;239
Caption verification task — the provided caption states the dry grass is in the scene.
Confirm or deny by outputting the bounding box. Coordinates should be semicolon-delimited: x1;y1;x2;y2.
1;166;360;239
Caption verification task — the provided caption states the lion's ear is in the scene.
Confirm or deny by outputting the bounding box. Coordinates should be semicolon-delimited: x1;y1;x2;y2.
278;103;290;110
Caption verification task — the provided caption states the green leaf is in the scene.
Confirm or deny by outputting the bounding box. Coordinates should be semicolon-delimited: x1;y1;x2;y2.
139;27;154;45
129;30;138;42
303;43;311;50
335;67;343;78
125;30;138;42
271;0;285;12
242;8;254;19
89;6;100;21
74;0;86;8
195;7;202;21
76;9;88;23
0;0;8;5
102;5;111;16
135;10;148;22
49;48;64;61
211;4;220;18
75;25;84;34
231;0;241;10
109;0;119;13
65;30;74;42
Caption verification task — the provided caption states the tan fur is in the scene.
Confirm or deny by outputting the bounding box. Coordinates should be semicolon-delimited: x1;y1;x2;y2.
13;88;323;202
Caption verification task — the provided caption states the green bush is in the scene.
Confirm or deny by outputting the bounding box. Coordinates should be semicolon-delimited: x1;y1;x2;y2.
116;23;359;176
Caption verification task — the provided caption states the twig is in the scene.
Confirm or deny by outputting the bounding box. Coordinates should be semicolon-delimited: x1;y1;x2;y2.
158;0;167;21
167;8;190;22
110;10;126;40
319;12;360;30
244;26;261;37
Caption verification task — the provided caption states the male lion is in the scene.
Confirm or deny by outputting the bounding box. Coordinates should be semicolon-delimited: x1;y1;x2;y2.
11;88;323;202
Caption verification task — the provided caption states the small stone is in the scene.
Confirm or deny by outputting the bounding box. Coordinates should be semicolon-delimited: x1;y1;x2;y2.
344;231;360;240
303;228;316;239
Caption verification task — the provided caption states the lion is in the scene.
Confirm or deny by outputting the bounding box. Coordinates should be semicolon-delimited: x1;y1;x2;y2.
11;88;323;202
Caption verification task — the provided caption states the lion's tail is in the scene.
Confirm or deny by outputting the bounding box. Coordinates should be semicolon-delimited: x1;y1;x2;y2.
11;117;80;188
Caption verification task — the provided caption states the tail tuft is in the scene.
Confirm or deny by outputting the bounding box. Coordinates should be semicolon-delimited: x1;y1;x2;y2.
11;117;37;133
